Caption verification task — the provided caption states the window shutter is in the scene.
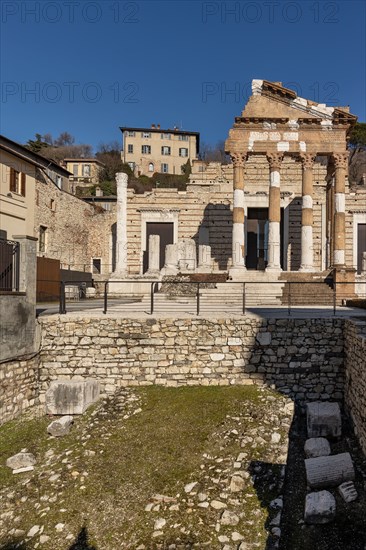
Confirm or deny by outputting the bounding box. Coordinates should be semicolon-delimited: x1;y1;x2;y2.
21;173;26;196
10;168;16;192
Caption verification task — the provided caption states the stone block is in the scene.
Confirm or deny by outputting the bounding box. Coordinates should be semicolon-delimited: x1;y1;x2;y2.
304;437;331;458
45;379;100;415
304;491;336;524
305;452;355;489
338;481;358;503
6;452;36;470
306;402;342;438
47;415;74;437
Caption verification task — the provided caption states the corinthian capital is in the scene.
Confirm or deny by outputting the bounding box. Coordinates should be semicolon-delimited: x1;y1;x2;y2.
300;153;316;170
332;152;349;170
230;152;247;168
266;152;284;171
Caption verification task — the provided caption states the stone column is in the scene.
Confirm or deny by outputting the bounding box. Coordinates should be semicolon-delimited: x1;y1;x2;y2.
147;234;160;274
332;152;348;267
266;152;283;271
114;172;128;276
299;153;316;271
231;152;246;269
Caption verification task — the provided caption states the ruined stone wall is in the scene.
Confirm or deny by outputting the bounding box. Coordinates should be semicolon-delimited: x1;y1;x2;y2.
345;318;366;455
38;316;344;403
36;174;114;275
0;355;39;425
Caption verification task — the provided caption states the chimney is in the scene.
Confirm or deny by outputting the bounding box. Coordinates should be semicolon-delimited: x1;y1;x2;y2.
157;124;160;129
151;124;156;128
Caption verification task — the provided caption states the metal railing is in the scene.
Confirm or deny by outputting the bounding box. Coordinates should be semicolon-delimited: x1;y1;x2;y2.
0;239;20;292
54;279;363;316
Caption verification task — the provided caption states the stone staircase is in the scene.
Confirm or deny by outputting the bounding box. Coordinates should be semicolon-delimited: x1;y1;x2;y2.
279;271;334;306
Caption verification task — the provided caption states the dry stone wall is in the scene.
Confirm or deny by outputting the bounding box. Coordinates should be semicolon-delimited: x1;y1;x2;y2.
345;318;366;455
0;355;39;425
38;316;345;403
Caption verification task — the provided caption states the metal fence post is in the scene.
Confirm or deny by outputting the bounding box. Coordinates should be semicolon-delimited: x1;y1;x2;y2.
242;282;246;314
196;282;200;316
288;282;291;316
333;282;336;315
103;281;108;314
150;282;155;315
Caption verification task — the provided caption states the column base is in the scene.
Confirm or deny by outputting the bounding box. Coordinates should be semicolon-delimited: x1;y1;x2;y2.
265;265;282;273
229;266;247;280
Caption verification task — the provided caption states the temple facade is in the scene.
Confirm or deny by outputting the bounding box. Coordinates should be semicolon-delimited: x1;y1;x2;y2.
114;81;364;284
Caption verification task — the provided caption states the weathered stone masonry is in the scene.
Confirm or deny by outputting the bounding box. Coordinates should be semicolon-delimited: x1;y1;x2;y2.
0;355;39;425
38;317;345;403
345;318;366;455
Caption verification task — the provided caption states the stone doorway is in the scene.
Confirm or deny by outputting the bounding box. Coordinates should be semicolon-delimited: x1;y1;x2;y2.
143;222;174;273
357;223;366;274
246;208;284;270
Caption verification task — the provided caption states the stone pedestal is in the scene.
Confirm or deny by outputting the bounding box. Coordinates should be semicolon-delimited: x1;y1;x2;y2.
306;402;342;438
161;244;179;275
177;239;197;271
305;491;336;524
146;234;160;275
197;244;212;272
45;379;100;415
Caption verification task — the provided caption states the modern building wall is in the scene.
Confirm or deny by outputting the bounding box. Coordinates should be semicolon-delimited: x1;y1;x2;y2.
0;149;36;239
122;127;199;176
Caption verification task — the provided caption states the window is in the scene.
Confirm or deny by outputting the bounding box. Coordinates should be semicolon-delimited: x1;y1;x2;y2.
9;168;26;196
127;131;135;137
161;133;171;140
161;163;169;173
148;162;154;172
73;164;78;176
50;199;56;212
128;144;133;153
142;132;151;138
128;162;135;171
56;175;62;189
178;134;189;141
161;146;171;156
142;145;151;154
179;148;188;157
83;164;91;177
39;226;47;253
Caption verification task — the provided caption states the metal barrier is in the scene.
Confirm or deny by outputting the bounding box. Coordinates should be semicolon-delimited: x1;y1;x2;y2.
0;239;20;291
53;278;363;316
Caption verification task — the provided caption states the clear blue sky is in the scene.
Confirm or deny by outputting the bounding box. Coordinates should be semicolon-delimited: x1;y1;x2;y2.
1;0;365;152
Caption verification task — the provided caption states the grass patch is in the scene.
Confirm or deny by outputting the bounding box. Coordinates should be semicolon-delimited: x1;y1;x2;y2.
0;385;290;549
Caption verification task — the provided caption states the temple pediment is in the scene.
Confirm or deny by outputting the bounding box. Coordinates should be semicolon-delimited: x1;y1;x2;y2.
238;80;357;125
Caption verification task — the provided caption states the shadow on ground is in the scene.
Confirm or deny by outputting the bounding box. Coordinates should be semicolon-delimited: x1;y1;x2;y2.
67;527;97;550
